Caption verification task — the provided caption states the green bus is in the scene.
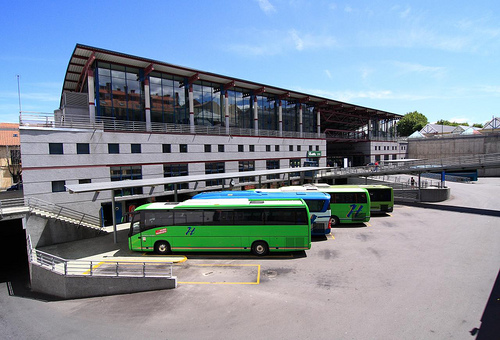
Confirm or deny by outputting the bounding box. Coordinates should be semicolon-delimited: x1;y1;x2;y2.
358;185;393;213
334;185;394;213
279;185;371;226
128;198;311;256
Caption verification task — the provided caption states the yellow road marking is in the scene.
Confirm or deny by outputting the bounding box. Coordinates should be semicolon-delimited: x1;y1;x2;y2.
178;264;261;285
83;262;103;275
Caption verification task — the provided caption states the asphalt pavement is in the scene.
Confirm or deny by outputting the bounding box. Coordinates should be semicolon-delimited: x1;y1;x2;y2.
1;178;499;340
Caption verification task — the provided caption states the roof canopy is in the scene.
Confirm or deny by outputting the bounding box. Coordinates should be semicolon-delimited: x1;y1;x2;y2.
62;44;401;134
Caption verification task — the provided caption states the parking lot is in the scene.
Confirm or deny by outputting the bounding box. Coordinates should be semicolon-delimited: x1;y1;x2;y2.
1;178;500;339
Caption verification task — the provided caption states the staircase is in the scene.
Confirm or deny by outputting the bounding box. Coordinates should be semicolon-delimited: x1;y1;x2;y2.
0;197;101;230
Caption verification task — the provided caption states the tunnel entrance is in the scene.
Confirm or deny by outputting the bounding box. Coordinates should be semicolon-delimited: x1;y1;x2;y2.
0;218;30;288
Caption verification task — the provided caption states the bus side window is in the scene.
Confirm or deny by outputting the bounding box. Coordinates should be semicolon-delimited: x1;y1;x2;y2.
130;212;142;236
132;221;141;235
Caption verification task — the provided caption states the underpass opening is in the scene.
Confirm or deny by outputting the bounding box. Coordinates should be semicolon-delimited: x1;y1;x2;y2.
0;219;29;286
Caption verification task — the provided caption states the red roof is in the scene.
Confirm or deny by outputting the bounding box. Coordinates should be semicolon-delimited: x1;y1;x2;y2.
0;123;20;146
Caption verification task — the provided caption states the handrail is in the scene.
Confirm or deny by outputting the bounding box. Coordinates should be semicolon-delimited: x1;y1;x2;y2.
0;196;101;229
19;113;325;139
316;153;500;180
26;197;101;228
27;236;173;278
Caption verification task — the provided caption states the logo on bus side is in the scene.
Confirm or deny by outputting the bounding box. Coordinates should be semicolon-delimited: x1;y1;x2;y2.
155;228;167;235
347;204;364;218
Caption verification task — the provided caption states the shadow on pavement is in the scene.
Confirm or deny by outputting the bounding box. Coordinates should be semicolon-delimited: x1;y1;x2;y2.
400;202;500;218
474;269;500;339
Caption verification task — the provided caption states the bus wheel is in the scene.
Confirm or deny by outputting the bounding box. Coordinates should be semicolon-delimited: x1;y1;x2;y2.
331;216;340;226
155;241;171;255
251;241;269;256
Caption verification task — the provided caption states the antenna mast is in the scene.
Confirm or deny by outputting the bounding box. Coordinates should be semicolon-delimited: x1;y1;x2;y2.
17;75;22;115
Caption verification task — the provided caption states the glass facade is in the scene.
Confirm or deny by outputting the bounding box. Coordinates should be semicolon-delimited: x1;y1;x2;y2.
149;72;187;124
192;82;222;126
96;62;143;121
93;61;318;133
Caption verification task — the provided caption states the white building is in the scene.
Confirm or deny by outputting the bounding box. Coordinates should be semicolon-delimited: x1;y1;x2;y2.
20;44;400;226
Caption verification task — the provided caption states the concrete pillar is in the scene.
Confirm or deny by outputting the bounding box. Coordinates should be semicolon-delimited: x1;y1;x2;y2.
317;109;321;137
144;78;152;132
299;104;303;137
225;91;230;135
253;96;258;135
88;70;96;124
189;84;195;133
279;100;283;137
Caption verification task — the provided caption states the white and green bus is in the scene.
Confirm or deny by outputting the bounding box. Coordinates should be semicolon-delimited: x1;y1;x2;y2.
128;198;311;256
277;184;371;226
335;185;394;213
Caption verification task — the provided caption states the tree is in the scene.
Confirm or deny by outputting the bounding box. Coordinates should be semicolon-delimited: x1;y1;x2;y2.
397;111;428;136
473;123;484;128
435;119;468;127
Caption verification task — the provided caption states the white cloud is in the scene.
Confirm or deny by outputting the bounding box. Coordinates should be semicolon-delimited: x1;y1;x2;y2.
325;69;332;79
226;29;337;56
256;0;276;15
290;30;304;51
391;61;446;79
293;86;439;103
399;7;411;19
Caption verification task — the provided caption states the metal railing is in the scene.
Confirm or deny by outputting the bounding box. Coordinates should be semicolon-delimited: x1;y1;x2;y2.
20;113;324;139
27;236;173;278
0;197;101;229
316;153;500;180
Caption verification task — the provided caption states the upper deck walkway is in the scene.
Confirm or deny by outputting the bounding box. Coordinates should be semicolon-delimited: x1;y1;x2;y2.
317;153;500;180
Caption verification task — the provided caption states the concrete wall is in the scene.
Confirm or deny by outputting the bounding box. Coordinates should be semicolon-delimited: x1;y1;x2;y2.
20;127;327;218
30;264;177;299
25;213;102;248
408;134;500;159
408;134;500;177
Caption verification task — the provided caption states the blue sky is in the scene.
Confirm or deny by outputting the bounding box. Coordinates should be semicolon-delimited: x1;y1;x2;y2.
1;0;499;125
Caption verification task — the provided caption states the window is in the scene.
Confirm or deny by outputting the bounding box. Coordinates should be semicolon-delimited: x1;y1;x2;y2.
180;144;188;153
108;143;119;154
79;179;91;184
266;145;271;152
164;163;189;190
238;145;244;152
49;143;63;155
205;144;211;152
275;145;280;152
52;180;66;192
266;160;280;179
249;145;255;152
162;144;171;153
110;166;143;196
131;144;141;153
297;145;301;152
316;146;319;151
289;145;293;152
77;143;90;154
239;161;255;183
218;144;224;152
309;145;313;151
205;162;225;186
